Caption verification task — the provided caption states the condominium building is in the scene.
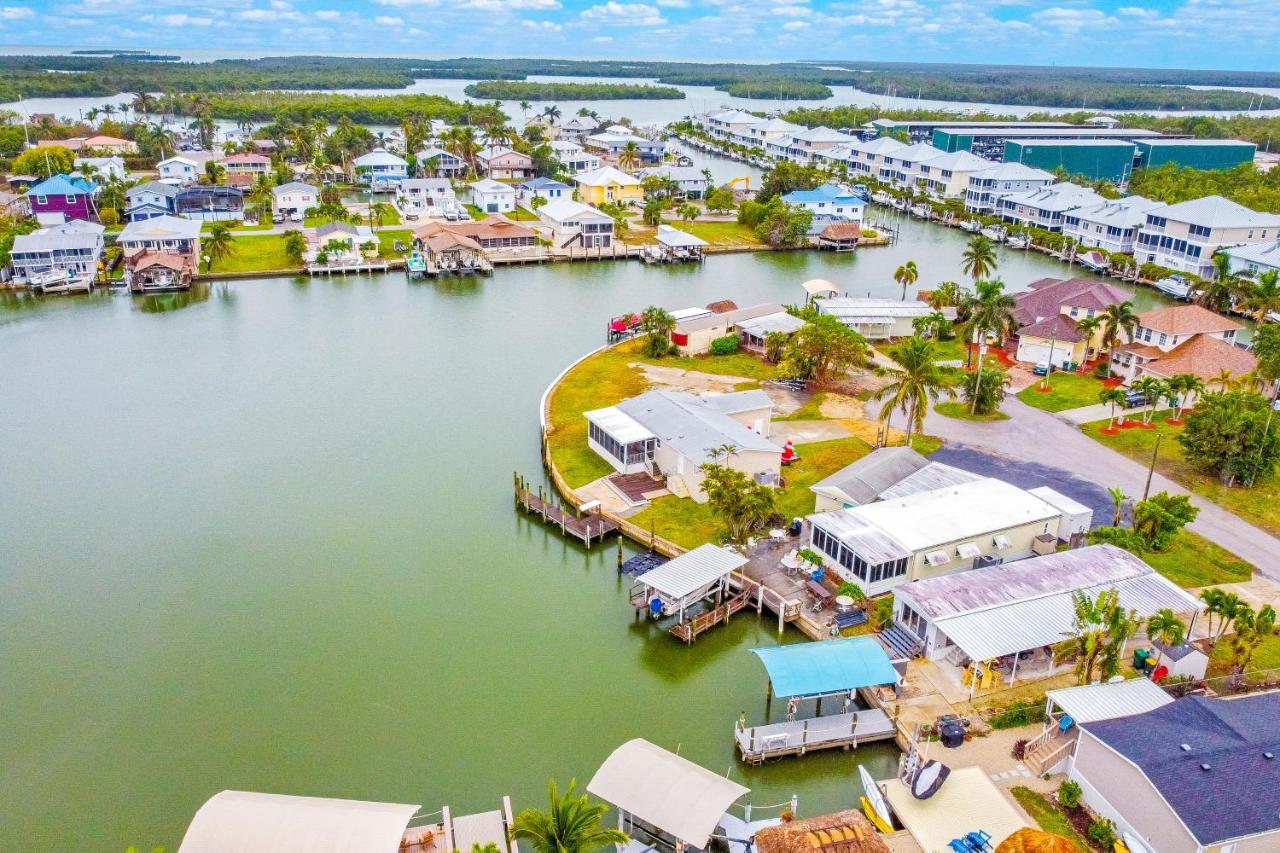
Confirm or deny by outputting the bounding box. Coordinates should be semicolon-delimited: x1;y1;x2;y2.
1135;195;1280;279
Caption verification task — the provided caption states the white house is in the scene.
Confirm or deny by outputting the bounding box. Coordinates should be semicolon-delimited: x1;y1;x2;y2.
396;178;458;218
415;146;467;178
1225;238;1280;278
549;140;601;174
635;165;709;199
9;219;105;282
468;179;516;214
536;198;615;248
963;162;1056;213
157;156;200;184
1135;195;1280;279
916;150;994;199
765;126;858;164
845;136;908;178
997;182;1108;232
880;142;945;189
271;182;319;217
352;148;409;186
517;177;570;209
1063;196;1166;255
74;156;127;182
780;183;865;222
117;215;202;257
734;117;803;150
815;297;951;339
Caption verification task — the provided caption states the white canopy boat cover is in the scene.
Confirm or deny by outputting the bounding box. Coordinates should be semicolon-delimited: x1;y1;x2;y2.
588;739;749;849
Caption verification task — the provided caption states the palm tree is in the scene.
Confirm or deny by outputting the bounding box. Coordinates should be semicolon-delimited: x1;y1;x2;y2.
1060;588;1141;685
1099;387;1127;430
519;100;532;122
618;140;641;171
1075;315;1103;360
1099;301;1139;356
1167;373;1203;419
1213;590;1244;644
1200;251;1241;314
927;280;962;310
282;229;308;266
1146;609;1187;668
1243;269;1280;323
369;201;393;227
677;203;699;222
1210;368;1236;392
894;260;919;301
1107;486;1126;526
1200;588;1225;641
1229;604;1276;678
640;305;676;357
960;279;1016;368
872;336;956;448
541;104;562;125
961;234;998;284
510;779;627;853
1133;377;1167;424
204;224;235;270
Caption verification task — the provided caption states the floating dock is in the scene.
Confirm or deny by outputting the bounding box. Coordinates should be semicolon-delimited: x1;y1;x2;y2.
735;709;896;763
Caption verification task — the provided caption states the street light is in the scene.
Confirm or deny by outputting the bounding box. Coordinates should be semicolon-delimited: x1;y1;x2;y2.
1143;431;1163;501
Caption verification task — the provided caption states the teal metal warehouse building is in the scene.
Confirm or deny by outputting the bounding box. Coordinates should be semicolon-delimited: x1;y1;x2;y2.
1133;139;1256;171
1003;139;1137;183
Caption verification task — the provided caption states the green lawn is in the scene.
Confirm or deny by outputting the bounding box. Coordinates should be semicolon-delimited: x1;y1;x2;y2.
508;206;540;222
934;401;1009;422
1141;530;1253;587
465;204;486;219
928;337;969;363
202;220;271;233
1017;371;1109;412
207;234;296;274
1010;787;1088;853
775;392;828;421
1208;633;1280;679
660;350;781;381
1082;416;1280;537
659;218;764;248
377;229;414;259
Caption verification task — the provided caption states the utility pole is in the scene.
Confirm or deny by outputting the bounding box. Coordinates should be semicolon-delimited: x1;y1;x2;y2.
1142;432;1163;501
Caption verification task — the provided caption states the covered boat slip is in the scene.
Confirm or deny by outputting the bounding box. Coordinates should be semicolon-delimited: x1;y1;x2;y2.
631;544;754;642
736;638;901;763
880;767;1030;853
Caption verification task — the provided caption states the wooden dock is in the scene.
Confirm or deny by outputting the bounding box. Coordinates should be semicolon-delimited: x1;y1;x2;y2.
735;709;896;764
306;260;391;275
514;474;618;547
670;589;753;643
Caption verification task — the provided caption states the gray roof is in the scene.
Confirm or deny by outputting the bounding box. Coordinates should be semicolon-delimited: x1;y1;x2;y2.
877;462;983;500
811;447;931;506
615;390;780;467
126;181;179;199
810;509;912;565
12;222;104;253
272;181;318;196
316;221;358;238
118;215;202;243
1158;194;1280;228
1082;694;1280;845
736;311;805;338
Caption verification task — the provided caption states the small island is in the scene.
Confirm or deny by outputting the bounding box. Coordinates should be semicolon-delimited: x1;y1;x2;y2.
718;79;833;100
463;81;685;101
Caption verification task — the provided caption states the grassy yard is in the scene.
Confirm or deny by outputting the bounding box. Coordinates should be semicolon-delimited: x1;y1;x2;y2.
465;204;486;219
508;206;540;222
202;220;271;233
1141;530;1252;587
208;234;295;274
1010;787;1089;853
659;350;781;382
934;401;1009;422
1081;416;1280;537
377;229;414;259
660;219;764;249
630;436;873;549
1016;371;1108;412
775;392;827;421
1208;633;1280;679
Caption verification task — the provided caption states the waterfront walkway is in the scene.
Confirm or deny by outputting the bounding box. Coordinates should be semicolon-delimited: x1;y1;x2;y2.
735;709;896;763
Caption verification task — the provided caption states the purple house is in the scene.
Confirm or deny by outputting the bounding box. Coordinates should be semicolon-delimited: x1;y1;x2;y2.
24;174;98;222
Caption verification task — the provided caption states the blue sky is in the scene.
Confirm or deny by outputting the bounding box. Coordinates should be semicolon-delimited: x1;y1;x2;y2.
1;0;1275;70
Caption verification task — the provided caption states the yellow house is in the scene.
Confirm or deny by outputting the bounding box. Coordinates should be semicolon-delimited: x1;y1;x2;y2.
1013;277;1132;367
572;166;643;206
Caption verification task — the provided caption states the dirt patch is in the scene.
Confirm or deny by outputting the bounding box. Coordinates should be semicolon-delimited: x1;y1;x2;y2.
632;363;746;393
818;392;865;419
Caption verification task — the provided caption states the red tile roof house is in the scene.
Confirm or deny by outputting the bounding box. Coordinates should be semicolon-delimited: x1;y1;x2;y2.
1011;277;1131;367
1110;304;1256;396
219;153;272;176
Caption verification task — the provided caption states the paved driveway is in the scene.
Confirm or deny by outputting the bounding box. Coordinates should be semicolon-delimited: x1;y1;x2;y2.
894;396;1280;579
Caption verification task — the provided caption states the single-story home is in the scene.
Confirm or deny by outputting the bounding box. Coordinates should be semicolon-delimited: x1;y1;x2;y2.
468;179;516;214
809;446;983;512
671;302;789;355
585;389;780;502
536;198;614;248
271;182;319;217
815;297;953;340
413;217;537;251
572;166;643;206
735;310;805;354
517;176;570;208
219;153;272;177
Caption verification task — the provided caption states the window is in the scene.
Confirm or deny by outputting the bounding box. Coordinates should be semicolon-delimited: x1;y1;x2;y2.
1158;333;1167;346
1189;224;1211;238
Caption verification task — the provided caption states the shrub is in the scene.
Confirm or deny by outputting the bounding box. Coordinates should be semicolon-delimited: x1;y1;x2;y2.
1058;780;1082;810
98;207;120;226
710;334;740;356
1011;738;1028;760
988;700;1047;730
1087;818;1116;848
1093;362;1112;379
836;582;866;602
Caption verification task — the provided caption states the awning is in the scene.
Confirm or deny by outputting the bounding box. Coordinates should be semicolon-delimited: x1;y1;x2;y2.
956;542;981;559
802;278;839;297
1045;678;1173;724
635;544;748;600
882;767;1029;852
750;636;900;699
587;739;749;848
585;406;655;445
178;791;421;853
993;534;1012;550
924;550;950;567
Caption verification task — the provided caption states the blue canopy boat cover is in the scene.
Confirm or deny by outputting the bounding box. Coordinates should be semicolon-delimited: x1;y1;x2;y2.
750;637;899;698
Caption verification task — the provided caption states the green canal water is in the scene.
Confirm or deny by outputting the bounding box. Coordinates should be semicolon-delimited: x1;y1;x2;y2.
0;218;1176;850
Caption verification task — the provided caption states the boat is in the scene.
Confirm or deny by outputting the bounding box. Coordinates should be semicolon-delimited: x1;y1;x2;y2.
1153;274;1196;300
406;252;427;276
890;198;908;211
1078;250;1110;273
1266;309;1280;325
1006;234;1029;250
674;154;694;167
870;191;893;205
27;268;93;294
909;203;932;219
959;220;981;233
980;225;1006;242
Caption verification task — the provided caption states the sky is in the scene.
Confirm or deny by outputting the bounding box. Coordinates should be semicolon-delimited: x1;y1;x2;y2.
1;0;1277;71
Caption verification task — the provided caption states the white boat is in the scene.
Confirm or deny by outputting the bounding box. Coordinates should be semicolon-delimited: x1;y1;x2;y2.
980;226;1006;242
1266;309;1280;325
27;268;93;294
890;198;907;211
959;220;981;233
1006;235;1029;250
1153;275;1196;300
909;203;931;219
1078;250;1110;273
870;191;893;205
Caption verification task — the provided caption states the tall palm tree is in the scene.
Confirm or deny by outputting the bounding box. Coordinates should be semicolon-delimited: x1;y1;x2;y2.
1212;590;1244;643
960;279;1016;368
961;234;998;284
510;780;627;853
872;336;955;448
1075;315;1103;360
894;260;919;301
1133;376;1166;424
1060;588;1140;685
618;140;641;171
1147;609;1186;668
541;104;562;125
1200;588;1225;641
1243;269;1280;323
1106;486;1126;526
1099;387;1127;430
1200;252;1241;313
1210;368;1236;392
1168;373;1203;419
519;100;532;122
1099;301;1139;355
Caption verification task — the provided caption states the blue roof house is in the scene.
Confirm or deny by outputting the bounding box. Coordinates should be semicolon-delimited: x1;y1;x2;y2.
781;183;865;222
25;174;98;222
517;176;570;208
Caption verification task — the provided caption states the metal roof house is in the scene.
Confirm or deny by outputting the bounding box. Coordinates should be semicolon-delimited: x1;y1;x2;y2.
1069;693;1280;853
630;543;748;620
585;390;780;503
780;183;865;222
352;147;409;185
810;447;981;512
9;219;105;283
814;297;952;340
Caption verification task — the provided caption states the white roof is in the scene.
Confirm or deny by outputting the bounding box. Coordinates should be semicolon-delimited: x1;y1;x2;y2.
1046;678;1174;724
655;224;708;248
615;390;780;466
1027;486;1091;517
550;140;585;153
587;738;749;848
539;198;612;224
585;405;655;445
12;221;104;253
792;126;857;144
817;297;937;322
919;150;991;172
159;155;198;167
636;544;748;599
177;790;419;853
572;166;642;188
999;182;1107;213
272;181;318;196
1069;196;1166;228
353;148;407;168
737;311;804;337
118;215;203;243
708;109;758;125
854;136;908;155
1225;239;1280;269
882;767;1029;852
886;142;945;165
970;162;1055;182
1157;194;1280;229
801;277;839;297
469;178;515;195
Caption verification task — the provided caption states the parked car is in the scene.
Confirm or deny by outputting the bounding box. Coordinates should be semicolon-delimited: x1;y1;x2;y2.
1124;388;1149;408
289;210;304;222
272;212;284;224
1032;362;1054;376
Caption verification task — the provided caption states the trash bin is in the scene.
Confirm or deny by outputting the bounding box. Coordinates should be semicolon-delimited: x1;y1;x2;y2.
1133;648;1150;670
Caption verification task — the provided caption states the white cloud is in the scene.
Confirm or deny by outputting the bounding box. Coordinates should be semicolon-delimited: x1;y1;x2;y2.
782;19;808;29
237;7;303;22
656;0;690;6
1031;7;1115;31
521;18;563;30
773;4;810;16
580;2;666;26
314;9;342;20
1;6;35;18
463;0;560;8
375;14;404;25
592;35;615;43
142;12;214;26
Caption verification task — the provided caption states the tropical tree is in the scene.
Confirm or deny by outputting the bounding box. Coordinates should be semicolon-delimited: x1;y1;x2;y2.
1229;604;1277;678
1167;373;1204;419
698;463;778;543
519;100;532;121
1099;301;1139;355
1200;252;1241;313
640;305;675;358
1075;315;1103;359
780;315;868;386
961;366;1011;415
1200;588;1225;641
204;160;225;185
1132;492;1199;551
763;331;789;364
1212;590;1245;644
927;280;963;310
894;260;919;301
1060;588;1142;685
1242;269;1280;323
960;279;1017;368
282;229;307;265
873;336;956;446
1146;609;1187;668
1133;376;1167;424
961;234;998;284
911;311;950;340
369;201;394;227
203;224;234;270
541;104;562;125
1107;486;1127;527
677;203;699;222
510;779;627;853
618;140;641;171
12;145;76;178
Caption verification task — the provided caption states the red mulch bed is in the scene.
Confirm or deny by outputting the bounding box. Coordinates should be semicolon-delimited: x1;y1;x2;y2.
1099;427;1120;435
1102;378;1125;388
1035;385;1054;393
1120;420;1143;429
1165;418;1184;426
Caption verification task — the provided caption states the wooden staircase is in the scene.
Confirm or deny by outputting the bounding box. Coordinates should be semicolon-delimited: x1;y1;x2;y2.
1024;728;1076;776
878;625;923;660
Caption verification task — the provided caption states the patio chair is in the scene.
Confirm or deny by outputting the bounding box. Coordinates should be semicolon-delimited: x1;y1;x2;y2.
1058;714;1075;733
964;830;992;851
947;841;970;853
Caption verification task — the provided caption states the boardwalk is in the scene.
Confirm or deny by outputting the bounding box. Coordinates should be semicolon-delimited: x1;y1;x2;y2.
735;709;896;764
514;474;618;547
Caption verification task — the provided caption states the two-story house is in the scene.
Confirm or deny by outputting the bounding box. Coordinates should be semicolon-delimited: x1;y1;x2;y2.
467;178;516;214
1064;196;1167;255
352;148;409;186
764;126;858;164
635;165;709;199
1135;195;1280;279
219;153;272;179
158;156;201;184
780;183;866;222
572;166;642;206
516;177;570;208
9;219;105;282
536;199;615;249
1111;304;1256;390
880;142;945;189
124;181;180;221
842;136;908;178
24;174;98;223
476;146;536;181
963;162;1055;214
915;150;993;199
549;141;601;174
74;156;128;182
733;117;803;151
415;146;468;178
997;182;1108;232
117;215;203;261
396;178;458;217
271;182;319;218
1012;277;1133;367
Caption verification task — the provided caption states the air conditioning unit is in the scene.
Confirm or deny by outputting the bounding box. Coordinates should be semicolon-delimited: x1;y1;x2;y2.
973;554;1003;570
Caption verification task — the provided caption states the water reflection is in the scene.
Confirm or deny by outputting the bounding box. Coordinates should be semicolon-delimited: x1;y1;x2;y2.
133;282;211;313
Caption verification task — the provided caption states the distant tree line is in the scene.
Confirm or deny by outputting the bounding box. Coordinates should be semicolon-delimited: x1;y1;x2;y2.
463;81;684;101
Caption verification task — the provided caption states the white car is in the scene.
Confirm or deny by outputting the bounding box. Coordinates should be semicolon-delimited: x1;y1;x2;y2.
289;211;304;223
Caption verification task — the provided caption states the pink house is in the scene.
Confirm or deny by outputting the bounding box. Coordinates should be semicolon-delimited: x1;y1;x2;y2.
476;146;535;180
24;174;98;222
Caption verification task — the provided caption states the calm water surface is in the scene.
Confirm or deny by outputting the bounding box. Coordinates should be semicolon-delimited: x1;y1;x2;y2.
0;220;1174;850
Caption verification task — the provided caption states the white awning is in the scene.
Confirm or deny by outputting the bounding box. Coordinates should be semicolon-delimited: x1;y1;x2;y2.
956;542;981;559
924;550;950;567
993;534;1012;550
635;544;748;600
178;791;420;853
1046;678;1173;724
588;739;749;848
801;278;839;297
585;406;655;445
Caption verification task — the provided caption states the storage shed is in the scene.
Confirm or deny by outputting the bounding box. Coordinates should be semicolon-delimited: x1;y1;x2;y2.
1027;486;1094;542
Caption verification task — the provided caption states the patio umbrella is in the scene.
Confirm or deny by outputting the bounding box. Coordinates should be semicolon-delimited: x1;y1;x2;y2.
995;828;1078;853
